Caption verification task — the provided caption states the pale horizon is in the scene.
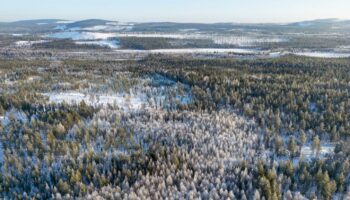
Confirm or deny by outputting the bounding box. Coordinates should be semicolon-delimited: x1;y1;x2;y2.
2;17;350;25
1;0;350;23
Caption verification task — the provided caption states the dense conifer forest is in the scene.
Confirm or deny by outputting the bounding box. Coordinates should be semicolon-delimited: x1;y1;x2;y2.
0;55;349;199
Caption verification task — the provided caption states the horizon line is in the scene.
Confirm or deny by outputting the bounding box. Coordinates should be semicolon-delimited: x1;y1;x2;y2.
1;17;349;25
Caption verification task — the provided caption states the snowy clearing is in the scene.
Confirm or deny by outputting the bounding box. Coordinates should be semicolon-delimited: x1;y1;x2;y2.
114;48;262;54
53;25;67;30
46;31;115;40
212;36;287;46
75;40;120;48
43;92;147;110
1;109;28;127
114;33;286;47
56;20;76;24
300;143;335;160
79;22;134;31
15;40;49;47
293;52;350;58
11;33;28;37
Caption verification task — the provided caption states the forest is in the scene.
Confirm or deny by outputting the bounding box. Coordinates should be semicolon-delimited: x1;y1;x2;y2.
0;55;349;199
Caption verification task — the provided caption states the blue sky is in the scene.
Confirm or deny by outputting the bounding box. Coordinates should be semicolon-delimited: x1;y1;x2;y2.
1;0;350;23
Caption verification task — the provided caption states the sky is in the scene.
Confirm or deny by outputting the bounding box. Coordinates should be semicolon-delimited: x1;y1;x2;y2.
1;0;350;23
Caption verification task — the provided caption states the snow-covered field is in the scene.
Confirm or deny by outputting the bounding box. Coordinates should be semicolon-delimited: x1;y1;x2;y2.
46;29;286;49
114;48;262;54
114;33;195;39
15;40;49;47
114;33;286;47
212;36;287;46
11;33;28;37
46;31;120;48
75;40;120;48
56;20;76;24
43;92;147;110
47;31;115;40
1;109;28;127
300;143;335;159
79;22;134;31
293;52;350;58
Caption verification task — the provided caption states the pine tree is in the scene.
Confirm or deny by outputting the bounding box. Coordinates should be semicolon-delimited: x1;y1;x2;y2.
321;172;336;200
288;136;297;157
312;135;321;156
300;130;307;146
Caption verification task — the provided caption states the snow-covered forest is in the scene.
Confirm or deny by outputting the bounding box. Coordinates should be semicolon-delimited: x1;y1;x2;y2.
0;55;349;199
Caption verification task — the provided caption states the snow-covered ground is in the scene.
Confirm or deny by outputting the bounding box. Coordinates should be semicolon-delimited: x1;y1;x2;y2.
53;21;133;32
43;92;147;110
212;36;287;46
75;40;120;48
54;25;67;30
114;48;262;54
79;22;134;32
56;20;76;24
1;109;28;127
300;143;335;160
268;52;284;58
15;40;49;47
26;76;42;82
293;52;350;58
114;33;194;39
114;33;286;47
46;31;115;40
11;33;28;37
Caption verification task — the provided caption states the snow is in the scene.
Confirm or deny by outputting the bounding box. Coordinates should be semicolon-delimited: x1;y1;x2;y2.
80;23;134;31
56;20;76;24
114;48;262;54
43;92;147;110
75;40;120;48
212;36;287;47
179;28;199;32
81;25;109;31
300;143;335;160
268;52;283;58
61;21;134;32
294;52;350;58
1;109;28;127
114;33;191;39
114;33;286;47
309;102;318;112
15;40;49;47
46;31;115;40
53;25;67;30
45;30;285;50
11;33;28;37
27;76;42;82
338;45;350;49
295;22;314;27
